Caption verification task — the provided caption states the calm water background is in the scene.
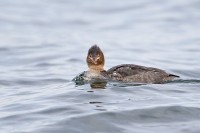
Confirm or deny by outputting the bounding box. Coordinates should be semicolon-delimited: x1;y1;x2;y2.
0;0;200;133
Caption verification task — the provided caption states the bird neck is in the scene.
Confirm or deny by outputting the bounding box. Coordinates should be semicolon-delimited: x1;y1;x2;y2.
88;65;104;73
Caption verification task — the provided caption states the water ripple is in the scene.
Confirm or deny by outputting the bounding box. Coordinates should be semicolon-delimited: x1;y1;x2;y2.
0;0;200;133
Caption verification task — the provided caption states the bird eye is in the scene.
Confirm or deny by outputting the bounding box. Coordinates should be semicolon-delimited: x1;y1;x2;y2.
89;55;92;58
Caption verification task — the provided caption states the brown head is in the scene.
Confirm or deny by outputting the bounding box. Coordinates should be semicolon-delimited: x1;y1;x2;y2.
86;45;105;72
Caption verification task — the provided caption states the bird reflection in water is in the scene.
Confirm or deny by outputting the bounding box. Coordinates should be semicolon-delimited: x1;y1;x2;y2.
73;78;107;89
90;80;107;89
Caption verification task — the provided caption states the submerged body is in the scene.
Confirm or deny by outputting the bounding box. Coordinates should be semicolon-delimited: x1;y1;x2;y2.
73;45;179;84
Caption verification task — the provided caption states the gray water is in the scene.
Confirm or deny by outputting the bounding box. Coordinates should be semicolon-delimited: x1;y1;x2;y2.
0;0;200;133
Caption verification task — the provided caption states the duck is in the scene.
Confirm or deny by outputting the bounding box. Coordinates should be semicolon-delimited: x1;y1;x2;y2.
73;45;179;84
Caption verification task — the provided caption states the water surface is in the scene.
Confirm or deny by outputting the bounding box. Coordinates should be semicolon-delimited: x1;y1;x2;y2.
0;0;200;133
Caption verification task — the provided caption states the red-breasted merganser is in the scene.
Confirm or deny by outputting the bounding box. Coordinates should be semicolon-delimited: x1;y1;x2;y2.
73;45;179;84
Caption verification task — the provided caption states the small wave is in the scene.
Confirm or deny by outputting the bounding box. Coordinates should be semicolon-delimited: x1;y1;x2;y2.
167;79;200;84
34;105;200;133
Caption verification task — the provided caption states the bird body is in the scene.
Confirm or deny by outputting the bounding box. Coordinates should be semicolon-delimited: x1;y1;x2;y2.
105;64;179;84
